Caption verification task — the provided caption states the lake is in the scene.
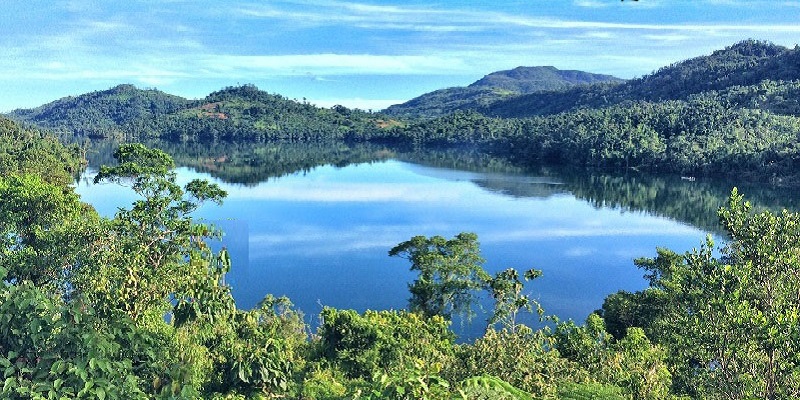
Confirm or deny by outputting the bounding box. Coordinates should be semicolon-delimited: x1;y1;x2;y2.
74;143;800;340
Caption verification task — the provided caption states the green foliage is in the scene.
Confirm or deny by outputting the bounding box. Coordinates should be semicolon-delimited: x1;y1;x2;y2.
10;84;395;143
553;315;672;400
448;327;579;398
388;95;800;183
373;40;800;185
486;40;798;118
196;295;307;396
488;268;543;332
598;289;665;340
12;127;800;399
0;117;84;186
556;381;627;400
384;66;621;119
457;375;534;400
0;174;95;291
617;189;800;398
389;232;490;320
315;308;454;381
9;84;190;140
87;143;227;322
299;368;349;400
364;359;452;400
0;281;148;399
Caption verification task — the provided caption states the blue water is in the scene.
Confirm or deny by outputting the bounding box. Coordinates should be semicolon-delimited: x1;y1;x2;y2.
75;159;710;340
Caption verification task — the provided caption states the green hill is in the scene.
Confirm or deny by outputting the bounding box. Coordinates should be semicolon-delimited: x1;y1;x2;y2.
369;40;800;184
162;85;395;142
383;66;622;118
485;40;800;118
9;84;189;139
8;84;398;142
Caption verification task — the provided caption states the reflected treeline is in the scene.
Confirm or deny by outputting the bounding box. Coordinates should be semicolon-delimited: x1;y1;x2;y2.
392;149;570;200
78;139;395;186
568;172;800;234
77;139;800;234
469;167;800;235
156;141;394;186
369;149;800;235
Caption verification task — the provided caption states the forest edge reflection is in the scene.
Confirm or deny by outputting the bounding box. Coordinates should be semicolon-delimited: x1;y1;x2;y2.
79;139;800;236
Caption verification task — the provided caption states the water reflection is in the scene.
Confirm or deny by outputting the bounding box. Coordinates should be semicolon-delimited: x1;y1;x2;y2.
75;141;800;340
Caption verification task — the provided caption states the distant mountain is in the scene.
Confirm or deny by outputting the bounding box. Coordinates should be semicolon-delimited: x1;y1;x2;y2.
383;66;623;118
469;66;621;92
8;84;397;142
485;39;800;118
9;84;189;138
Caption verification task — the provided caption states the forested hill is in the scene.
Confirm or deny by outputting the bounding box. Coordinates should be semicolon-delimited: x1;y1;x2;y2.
9;84;189;138
377;40;800;184
485;39;800;118
383;66;623;118
8;84;397;142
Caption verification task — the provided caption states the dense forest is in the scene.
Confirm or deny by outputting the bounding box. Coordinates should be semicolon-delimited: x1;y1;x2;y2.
382;66;623;119
9;84;397;143
5;113;800;398
374;41;800;184
7;40;800;185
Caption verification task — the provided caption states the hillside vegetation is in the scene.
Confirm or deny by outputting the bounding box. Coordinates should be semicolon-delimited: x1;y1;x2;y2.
9;84;396;142
377;40;800;184
7;40;800;185
0;116;84;185
484;40;800;117
383;66;622;118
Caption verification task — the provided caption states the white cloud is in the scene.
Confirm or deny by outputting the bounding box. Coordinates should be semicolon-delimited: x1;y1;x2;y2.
573;0;610;8
247;223;455;256
202;53;470;76
237;1;800;34
224;181;468;202
235;1;480;32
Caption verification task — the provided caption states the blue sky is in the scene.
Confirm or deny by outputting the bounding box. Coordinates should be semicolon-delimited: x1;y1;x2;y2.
1;0;799;112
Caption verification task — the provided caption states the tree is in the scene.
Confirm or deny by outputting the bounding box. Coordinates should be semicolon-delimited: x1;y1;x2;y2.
487;267;543;333
389;232;490;320
0;174;96;293
86;143;227;323
634;188;800;399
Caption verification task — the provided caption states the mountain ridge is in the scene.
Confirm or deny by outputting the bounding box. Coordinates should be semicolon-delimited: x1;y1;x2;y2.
485;39;800;118
7;84;394;142
382;66;623;118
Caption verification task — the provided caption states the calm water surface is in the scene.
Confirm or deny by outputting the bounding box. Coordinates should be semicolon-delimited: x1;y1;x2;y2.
76;158;716;339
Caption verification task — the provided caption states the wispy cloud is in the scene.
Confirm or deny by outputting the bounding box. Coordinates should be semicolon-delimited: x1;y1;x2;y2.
573;0;610;8
224;181;469;202
248;223;455;256
202;54;470;76
236;1;486;32
481;225;700;243
238;0;800;33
